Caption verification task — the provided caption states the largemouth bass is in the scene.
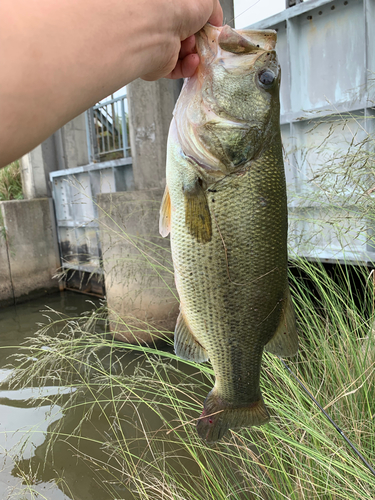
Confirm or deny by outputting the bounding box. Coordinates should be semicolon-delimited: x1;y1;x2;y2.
160;24;298;442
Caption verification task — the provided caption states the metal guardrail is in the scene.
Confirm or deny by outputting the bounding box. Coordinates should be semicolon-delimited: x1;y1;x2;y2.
85;94;131;163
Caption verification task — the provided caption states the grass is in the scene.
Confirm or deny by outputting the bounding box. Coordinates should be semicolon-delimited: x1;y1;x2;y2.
0;160;23;201
1;256;375;500
1;111;375;499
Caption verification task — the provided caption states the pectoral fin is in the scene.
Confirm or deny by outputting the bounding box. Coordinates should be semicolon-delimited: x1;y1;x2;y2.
184;178;212;243
265;287;298;357
159;185;171;237
174;312;209;363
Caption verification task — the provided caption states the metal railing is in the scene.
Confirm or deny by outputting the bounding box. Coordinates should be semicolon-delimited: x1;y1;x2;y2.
85;94;131;162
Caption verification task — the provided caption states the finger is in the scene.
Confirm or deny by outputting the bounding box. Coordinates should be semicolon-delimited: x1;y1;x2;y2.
179;35;196;60
208;0;223;27
166;53;199;80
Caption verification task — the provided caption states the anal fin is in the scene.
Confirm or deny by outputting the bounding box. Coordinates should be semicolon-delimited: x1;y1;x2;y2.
174;312;209;363
265;287;298;357
159;184;171;237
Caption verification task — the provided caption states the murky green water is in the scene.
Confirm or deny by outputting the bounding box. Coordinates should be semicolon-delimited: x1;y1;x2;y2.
0;292;205;500
0;292;104;499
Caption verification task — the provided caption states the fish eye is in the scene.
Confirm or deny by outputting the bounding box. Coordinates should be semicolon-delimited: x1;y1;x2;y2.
258;69;276;89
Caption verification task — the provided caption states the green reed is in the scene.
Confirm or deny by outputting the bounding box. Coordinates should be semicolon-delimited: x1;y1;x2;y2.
0;161;23;201
2;254;375;500
2;112;375;499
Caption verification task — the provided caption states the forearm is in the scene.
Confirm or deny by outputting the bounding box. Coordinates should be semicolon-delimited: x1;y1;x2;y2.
0;0;222;167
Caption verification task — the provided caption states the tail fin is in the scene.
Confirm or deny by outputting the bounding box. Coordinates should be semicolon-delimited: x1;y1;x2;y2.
196;391;270;443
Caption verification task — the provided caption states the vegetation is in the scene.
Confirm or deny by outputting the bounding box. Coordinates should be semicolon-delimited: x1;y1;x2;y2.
1;255;374;499
0;160;23;201
1;112;375;499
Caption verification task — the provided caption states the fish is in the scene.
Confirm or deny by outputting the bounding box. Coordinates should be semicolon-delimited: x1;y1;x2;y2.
159;24;298;443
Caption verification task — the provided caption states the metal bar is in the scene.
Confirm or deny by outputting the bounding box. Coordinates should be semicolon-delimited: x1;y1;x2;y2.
280;101;369;126
111;96;116;152
85;111;92;162
94;113;103;159
97;147;125;155
94;108;118;137
121;97;128;158
88;94;129;160
50;158;133;178
93;94;127;108
248;0;337;30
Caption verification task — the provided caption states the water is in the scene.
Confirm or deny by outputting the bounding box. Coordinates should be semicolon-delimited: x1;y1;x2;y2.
0;292;206;500
0;292;104;500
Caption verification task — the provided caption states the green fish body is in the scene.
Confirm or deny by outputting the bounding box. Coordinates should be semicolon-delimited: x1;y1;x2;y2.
160;24;298;442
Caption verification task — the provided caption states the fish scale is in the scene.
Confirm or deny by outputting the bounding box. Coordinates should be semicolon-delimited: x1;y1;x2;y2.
169;138;287;395
160;24;298;442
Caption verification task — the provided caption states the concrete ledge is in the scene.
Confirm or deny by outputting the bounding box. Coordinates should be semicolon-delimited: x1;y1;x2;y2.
0;198;61;307
98;189;179;344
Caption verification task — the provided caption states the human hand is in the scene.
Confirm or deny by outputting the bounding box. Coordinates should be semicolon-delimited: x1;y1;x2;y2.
142;0;223;81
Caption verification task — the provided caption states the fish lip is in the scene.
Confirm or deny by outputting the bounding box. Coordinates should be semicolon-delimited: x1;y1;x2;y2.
195;24;279;78
198;24;277;55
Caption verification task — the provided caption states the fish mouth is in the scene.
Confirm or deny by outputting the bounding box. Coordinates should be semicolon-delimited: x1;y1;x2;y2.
196;24;277;61
218;25;277;53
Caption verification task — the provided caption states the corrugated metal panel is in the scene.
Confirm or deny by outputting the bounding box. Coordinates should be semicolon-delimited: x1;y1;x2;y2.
50;158;134;276
249;0;375;264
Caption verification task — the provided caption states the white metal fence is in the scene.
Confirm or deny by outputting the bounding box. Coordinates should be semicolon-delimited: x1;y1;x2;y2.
85;94;131;163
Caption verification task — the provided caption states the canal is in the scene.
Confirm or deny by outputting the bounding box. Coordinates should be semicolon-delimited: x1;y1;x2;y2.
0;291;211;500
0;292;102;499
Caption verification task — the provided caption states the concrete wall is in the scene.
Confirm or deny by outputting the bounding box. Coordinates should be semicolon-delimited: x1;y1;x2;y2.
98;189;178;344
21;113;89;200
97;79;182;343
0;198;62;307
127;79;182;191
0;223;13;307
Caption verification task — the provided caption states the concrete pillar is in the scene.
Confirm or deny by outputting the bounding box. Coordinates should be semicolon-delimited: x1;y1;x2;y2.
58;113;89;170
127;79;182;191
20;144;51;199
221;0;235;27
98;189;178;344
20;134;60;199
